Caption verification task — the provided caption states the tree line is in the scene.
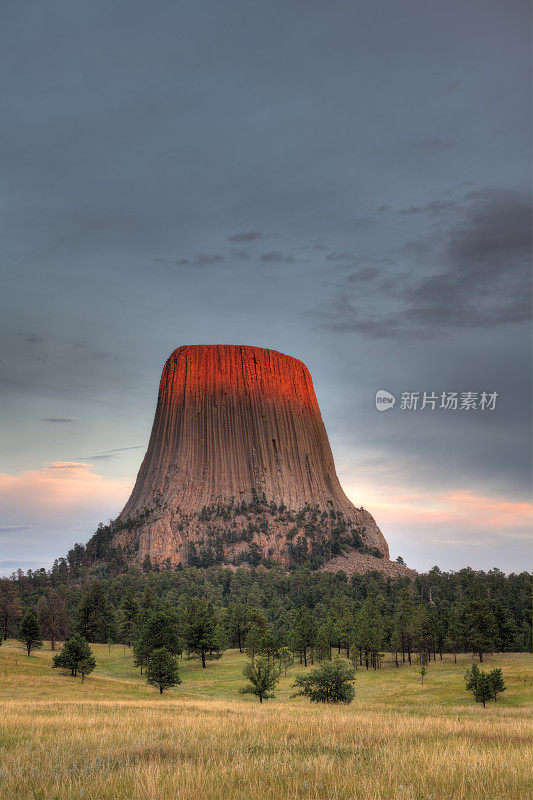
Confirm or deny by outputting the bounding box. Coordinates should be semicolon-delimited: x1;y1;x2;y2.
1;563;530;666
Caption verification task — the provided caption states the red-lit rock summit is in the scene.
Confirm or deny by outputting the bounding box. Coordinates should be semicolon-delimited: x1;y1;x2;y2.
108;345;408;576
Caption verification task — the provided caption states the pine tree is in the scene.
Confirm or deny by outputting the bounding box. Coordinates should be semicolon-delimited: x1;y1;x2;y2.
474;671;493;708
52;634;95;677
224;602;248;651
413;606;434;663
290;607;317;667
0;578;21;640
133;611;180;674
37;589;67;651
18;611;43;656
489;667;506;700
79;654;96;682
355;599;383;669
464;662;505;708
138;584;155;627
239;657;280;702
184;598;224;667
278;646;294;676
244;609;268;661
461;594;497;662
419;651;428;685
315;624;332;661
465;661;480;693
75;582;116;643
394;590;415;664
446;603;463;663
146;648;181;694
259;624;282;662
336;612;355;659
118;589;139;647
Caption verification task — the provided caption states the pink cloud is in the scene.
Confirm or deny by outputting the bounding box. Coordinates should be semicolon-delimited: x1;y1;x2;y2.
344;477;532;548
0;461;131;520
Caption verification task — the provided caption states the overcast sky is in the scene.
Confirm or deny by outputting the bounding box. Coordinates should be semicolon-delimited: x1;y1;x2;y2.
1;0;531;575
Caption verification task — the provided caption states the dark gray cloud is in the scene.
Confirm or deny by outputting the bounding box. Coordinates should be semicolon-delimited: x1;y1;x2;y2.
226;232;262;243
326;252;357;262
396;199;458;216
191;253;225;266
397;137;459;155
407;189;531;327
319;188;531;337
258;251;295;264
345;268;381;284
441;80;461;94
41;418;74;423
173;253;225;267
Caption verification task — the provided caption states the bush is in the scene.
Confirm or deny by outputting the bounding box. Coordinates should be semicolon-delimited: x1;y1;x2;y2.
292;656;355;703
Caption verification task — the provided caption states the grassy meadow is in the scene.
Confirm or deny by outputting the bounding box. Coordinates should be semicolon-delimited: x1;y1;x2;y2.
0;640;531;800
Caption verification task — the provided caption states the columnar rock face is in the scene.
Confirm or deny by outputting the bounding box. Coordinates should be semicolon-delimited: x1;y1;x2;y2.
112;345;400;573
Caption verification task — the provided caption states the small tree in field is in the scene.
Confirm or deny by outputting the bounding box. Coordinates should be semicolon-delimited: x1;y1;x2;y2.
18;611;43;656
278;647;294;677
465;663;506;708
292;657;355;704
52;634;95;677
79;655;96;683
146;648;181;694
473;671;494;708
419;651;428;685
239;657;280;703
489;668;506;701
465;662;480;693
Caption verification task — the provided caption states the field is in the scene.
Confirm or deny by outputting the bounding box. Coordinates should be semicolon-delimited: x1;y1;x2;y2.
0;641;531;800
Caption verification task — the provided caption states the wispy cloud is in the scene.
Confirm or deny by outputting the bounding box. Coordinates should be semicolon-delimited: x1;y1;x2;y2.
75;445;144;461
226;232;262;243
0;525;34;533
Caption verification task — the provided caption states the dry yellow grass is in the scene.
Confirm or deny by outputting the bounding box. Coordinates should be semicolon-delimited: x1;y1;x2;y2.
0;642;531;800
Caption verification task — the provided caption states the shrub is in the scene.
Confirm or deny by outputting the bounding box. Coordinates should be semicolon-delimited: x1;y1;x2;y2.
292;656;355;703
